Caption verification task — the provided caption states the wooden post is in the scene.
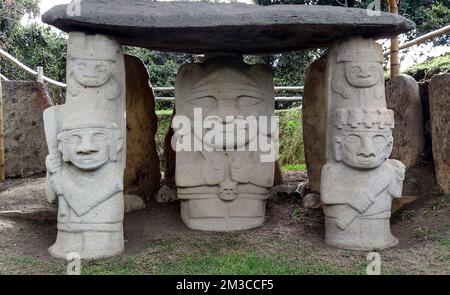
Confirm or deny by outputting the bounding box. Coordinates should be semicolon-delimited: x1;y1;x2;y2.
0;70;5;181
388;0;400;76
37;66;44;83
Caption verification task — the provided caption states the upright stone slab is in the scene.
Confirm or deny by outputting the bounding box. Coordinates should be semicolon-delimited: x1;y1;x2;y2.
386;74;425;168
44;32;126;259
2;81;53;178
321;37;405;250
174;54;276;231
303;56;327;193
429;73;450;194
124;54;160;199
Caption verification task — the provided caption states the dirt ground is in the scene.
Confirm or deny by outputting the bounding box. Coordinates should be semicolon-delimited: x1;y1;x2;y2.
0;163;449;275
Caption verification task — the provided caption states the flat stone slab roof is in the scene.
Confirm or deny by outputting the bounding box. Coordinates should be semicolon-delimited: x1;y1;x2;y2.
42;1;415;54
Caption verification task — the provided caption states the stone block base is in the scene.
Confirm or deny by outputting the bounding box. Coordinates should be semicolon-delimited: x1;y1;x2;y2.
48;225;124;259
325;217;398;251
179;196;267;231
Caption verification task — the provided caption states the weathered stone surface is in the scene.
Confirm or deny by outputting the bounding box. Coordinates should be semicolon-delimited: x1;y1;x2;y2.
44;33;126;259
0;178;56;221
429;73;450;194
302;56;327;193
2;81;53;178
321;37;405;250
124;55;161;199
386;74;425;168
42;1;415;54
175;55;276;231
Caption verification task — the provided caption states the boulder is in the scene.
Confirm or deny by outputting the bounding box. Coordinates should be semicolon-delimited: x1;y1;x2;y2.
124;55;161;199
302;193;322;209
2;81;53;178
155;185;177;203
429;73;450;194
386;74;425;168
302;56;328;193
0;177;56;221
42;1;414;54
124;194;146;212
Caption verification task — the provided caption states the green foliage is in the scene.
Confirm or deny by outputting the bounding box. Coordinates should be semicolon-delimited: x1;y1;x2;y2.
276;108;305;167
282;163;307;172
1;22;67;102
404;52;450;75
0;0;40;44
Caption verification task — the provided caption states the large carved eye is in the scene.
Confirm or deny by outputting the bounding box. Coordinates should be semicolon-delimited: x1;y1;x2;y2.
373;135;387;143
76;63;87;72
68;134;81;145
368;66;379;75
350;66;361;75
345;134;360;143
188;96;217;108
93;132;109;142
237;95;263;107
95;64;108;72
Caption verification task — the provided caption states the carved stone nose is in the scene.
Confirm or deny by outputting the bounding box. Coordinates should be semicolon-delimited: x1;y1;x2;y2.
77;141;99;154
357;137;376;157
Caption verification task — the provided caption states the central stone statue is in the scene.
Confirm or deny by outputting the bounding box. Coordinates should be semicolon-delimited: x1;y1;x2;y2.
173;54;276;231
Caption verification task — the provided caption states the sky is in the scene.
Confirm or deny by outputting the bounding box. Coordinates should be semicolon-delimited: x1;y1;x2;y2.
31;0;450;72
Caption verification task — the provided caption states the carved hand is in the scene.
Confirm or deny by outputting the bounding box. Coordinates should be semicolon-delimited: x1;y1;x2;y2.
202;158;225;185
350;189;374;213
391;159;406;181
231;160;251;184
46;153;63;174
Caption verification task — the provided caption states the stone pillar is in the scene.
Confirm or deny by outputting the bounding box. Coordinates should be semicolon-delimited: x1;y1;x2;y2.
44;32;126;259
303;56;328;193
429;73;450;195
173;54;276;231
321;37;405;250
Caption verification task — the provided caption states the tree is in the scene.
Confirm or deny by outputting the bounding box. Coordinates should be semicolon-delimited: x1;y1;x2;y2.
0;0;40;46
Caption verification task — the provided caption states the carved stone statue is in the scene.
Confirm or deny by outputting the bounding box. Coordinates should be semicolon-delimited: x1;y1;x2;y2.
44;32;126;259
321;37;405;250
173;54;276;231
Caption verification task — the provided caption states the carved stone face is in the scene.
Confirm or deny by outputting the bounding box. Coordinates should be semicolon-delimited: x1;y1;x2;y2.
62;128;113;170
176;62;274;151
337;131;392;169
345;62;381;88
73;59;112;87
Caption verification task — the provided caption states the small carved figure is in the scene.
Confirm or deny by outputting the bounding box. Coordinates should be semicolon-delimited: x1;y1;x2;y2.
67;33;122;100
321;108;405;250
331;37;385;108
174;55;276;231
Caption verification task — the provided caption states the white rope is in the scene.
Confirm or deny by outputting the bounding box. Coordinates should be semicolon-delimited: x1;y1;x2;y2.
0;48;66;87
384;24;450;57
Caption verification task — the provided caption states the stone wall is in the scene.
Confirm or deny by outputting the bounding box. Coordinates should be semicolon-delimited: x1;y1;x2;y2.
2;81;53;178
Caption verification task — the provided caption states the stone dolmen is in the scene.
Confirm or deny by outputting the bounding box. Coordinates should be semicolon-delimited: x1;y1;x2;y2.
42;1;415;258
